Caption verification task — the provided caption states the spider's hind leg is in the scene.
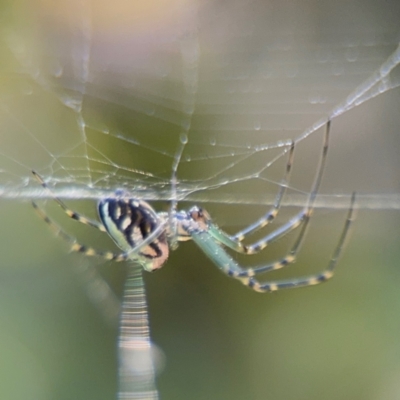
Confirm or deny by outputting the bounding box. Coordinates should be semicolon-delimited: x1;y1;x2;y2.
32;171;106;232
32;201;129;262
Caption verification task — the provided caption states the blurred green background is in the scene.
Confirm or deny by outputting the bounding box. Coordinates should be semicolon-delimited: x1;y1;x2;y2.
1;1;400;399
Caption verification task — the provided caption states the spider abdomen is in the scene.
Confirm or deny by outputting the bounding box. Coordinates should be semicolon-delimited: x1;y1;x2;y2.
98;197;169;271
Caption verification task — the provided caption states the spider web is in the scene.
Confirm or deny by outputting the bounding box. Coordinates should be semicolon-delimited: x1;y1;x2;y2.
1;1;400;400
0;1;399;213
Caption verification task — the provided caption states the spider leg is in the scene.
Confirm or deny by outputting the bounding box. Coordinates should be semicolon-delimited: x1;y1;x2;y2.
32;201;128;261
207;120;331;255
32;202;168;264
32;202;166;262
233;140;295;240
32;170;106;232
189;192;356;293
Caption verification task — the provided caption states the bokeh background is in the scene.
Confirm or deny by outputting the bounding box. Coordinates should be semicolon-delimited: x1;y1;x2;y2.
0;1;400;399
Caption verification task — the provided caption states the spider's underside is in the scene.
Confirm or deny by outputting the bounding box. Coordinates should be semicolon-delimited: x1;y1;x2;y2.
32;120;356;293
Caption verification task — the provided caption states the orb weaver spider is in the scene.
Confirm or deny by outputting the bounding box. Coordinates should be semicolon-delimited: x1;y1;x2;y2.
32;120;356;293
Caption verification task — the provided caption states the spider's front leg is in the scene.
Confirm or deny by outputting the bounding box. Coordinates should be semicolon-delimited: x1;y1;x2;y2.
190;120;332;259
185;141;296;256
186;192;356;293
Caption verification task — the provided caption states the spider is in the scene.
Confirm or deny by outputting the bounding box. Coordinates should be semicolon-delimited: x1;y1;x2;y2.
32;120;356;293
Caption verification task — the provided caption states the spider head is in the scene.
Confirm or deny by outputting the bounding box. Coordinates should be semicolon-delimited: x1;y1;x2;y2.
188;206;211;230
